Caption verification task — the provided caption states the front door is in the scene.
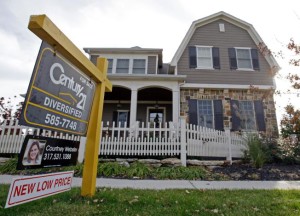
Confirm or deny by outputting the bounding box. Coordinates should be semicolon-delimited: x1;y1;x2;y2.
148;108;165;127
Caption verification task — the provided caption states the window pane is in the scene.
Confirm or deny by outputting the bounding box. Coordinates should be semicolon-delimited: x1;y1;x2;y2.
133;59;146;74
116;59;129;73
197;100;214;128
197;47;212;68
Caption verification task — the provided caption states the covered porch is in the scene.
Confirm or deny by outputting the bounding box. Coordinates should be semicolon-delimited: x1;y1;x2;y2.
102;75;184;127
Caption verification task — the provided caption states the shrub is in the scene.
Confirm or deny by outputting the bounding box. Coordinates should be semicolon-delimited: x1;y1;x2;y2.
244;135;266;168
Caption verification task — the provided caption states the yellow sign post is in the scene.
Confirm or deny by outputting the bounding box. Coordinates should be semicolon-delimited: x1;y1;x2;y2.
28;15;112;196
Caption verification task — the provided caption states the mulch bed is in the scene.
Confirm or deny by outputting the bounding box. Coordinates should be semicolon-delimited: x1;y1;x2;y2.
212;163;300;181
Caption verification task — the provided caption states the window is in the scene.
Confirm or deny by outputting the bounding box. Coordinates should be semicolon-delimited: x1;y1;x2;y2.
197;100;214;128
228;48;260;70
239;101;256;130
113;110;129;127
189;46;220;69
132;59;146;74
188;99;223;130
231;100;266;131
236;48;252;69
116;59;129;74
196;46;213;69
149;109;164;127
107;59;113;73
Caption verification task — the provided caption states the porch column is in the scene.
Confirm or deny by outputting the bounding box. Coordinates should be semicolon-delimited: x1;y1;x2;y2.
172;90;180;125
130;89;138;127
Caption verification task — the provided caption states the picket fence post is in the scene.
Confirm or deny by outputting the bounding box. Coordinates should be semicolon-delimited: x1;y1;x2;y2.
180;116;187;167
225;128;232;165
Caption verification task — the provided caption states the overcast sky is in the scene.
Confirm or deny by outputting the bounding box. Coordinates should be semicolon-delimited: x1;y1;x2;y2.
0;0;300;119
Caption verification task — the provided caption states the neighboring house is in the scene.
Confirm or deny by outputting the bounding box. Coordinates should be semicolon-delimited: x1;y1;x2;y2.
84;11;280;137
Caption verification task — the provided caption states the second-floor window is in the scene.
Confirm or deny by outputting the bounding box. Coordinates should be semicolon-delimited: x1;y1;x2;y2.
132;59;146;74
189;46;220;69
107;58;147;74
228;48;260;70
116;59;129;74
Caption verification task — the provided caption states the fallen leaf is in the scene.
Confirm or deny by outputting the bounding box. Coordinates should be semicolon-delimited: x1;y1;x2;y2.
212;209;219;213
129;199;139;205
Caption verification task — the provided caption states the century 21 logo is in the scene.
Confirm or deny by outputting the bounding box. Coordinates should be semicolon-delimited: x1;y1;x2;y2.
49;63;87;111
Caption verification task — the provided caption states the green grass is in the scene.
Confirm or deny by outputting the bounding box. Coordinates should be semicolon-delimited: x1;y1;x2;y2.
1;185;300;215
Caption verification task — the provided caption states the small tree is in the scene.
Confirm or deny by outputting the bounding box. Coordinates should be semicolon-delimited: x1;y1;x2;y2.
0;96;23;125
280;104;300;139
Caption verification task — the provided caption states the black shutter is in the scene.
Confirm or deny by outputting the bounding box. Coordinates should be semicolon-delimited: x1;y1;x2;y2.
228;48;237;70
113;111;118;125
230;100;241;131
213;100;224;131
254;100;266;131
188;99;198;125
189;46;197;68
251;49;260;70
212;47;220;69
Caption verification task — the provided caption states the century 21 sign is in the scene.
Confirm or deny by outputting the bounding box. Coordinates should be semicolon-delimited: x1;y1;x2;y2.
20;42;96;135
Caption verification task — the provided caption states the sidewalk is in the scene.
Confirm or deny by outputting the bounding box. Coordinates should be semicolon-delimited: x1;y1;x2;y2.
1;175;300;190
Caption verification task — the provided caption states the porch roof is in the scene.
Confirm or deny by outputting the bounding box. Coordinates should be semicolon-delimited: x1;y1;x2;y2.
107;74;186;81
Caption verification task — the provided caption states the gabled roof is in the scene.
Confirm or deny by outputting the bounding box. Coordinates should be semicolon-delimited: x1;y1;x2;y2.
170;11;280;71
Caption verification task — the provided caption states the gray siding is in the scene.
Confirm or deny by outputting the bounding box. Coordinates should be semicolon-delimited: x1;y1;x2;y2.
177;20;273;85
147;56;157;74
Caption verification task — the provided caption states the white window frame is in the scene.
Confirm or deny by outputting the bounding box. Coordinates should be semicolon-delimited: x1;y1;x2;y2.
196;45;213;69
197;100;215;129
235;47;253;71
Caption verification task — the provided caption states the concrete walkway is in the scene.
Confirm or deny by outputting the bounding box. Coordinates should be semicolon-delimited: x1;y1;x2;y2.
1;175;300;190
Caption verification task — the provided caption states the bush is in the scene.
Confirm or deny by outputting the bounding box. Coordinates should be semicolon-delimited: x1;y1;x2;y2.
244;135;266;168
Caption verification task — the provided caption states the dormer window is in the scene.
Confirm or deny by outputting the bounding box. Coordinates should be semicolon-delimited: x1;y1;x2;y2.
132;59;146;74
116;59;130;74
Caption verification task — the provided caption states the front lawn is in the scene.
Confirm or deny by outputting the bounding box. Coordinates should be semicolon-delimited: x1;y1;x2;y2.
1;185;300;215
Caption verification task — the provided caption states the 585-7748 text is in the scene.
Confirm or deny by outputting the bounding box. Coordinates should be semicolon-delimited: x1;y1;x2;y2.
44;113;77;131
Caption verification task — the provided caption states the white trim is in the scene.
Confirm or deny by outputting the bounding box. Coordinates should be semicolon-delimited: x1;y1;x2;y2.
180;83;275;90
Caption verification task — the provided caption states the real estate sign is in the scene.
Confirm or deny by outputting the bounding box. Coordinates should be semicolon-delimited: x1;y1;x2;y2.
5;171;74;208
20;41;96;136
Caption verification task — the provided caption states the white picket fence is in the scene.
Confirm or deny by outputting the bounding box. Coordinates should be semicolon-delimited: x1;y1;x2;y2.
0;120;80;154
0;118;248;164
100;121;181;156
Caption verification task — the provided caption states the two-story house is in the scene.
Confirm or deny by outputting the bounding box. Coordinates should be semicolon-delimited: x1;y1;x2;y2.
84;11;279;137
